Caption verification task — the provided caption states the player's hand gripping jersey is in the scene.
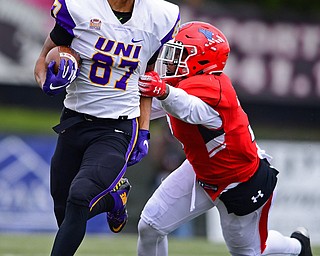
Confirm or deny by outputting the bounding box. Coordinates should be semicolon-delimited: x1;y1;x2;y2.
51;0;180;119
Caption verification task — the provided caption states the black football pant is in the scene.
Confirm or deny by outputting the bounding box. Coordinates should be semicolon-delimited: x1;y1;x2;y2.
50;108;138;255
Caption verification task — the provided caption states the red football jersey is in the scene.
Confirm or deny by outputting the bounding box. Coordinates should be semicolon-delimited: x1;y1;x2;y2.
168;73;260;199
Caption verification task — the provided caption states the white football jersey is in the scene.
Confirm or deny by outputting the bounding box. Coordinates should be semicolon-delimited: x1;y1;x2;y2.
51;0;180;118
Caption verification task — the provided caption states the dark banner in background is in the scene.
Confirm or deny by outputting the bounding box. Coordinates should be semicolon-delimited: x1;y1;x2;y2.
179;3;320;106
221;18;320;106
0;0;319;107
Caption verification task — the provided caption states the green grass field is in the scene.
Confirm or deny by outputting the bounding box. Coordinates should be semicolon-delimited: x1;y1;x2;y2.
0;233;319;256
0;233;230;256
0;107;59;134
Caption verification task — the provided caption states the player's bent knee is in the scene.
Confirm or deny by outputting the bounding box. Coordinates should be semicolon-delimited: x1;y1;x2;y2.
68;179;92;206
138;218;164;240
138;218;169;256
138;218;153;237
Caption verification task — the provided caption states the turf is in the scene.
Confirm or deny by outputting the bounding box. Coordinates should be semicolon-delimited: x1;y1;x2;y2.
0;107;59;134
0;233;229;256
0;233;319;255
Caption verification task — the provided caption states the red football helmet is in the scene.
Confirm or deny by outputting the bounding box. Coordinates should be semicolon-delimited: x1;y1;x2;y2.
156;21;230;79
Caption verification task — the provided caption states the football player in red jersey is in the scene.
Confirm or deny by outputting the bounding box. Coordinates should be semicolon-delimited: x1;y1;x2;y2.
137;21;313;256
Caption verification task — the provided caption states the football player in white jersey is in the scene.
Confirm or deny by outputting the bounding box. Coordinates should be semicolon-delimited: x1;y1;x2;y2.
137;21;313;256
34;0;180;255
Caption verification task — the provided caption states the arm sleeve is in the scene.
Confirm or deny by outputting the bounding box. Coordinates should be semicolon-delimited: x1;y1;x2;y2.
150;98;166;120
160;86;222;129
50;22;74;46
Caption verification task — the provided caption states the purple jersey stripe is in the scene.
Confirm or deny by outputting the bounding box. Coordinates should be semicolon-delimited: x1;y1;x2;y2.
51;0;76;37
88;118;138;209
160;13;181;46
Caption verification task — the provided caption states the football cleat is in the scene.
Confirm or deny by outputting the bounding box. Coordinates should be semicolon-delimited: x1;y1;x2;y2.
107;178;131;233
290;227;313;256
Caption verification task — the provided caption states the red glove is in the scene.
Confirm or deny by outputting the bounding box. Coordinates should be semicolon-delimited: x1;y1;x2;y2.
138;71;167;97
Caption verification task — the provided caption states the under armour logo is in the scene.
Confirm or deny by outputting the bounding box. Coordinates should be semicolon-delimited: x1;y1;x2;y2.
251;190;264;203
153;87;161;95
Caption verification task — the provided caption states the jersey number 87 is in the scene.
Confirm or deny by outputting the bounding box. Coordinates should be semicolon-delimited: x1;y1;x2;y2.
89;52;139;90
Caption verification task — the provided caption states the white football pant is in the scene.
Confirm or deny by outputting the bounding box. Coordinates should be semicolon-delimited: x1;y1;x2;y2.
137;159;302;256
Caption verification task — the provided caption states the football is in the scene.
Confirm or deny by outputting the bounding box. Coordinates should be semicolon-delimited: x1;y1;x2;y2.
45;46;81;74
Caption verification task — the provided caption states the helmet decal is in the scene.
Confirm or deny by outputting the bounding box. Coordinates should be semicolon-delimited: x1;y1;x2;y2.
199;28;213;41
199;28;226;45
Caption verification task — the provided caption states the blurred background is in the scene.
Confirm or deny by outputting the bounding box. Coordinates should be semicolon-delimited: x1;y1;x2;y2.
0;0;319;248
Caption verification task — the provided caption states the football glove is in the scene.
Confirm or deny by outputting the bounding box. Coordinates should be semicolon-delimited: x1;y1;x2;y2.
138;71;167;98
127;129;150;166
42;59;79;96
